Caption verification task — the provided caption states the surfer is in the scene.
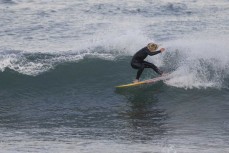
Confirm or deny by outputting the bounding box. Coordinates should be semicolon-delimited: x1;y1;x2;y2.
131;43;165;83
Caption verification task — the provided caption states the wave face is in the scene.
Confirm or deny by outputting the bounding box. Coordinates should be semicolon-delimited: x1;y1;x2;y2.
0;0;229;153
1;36;229;90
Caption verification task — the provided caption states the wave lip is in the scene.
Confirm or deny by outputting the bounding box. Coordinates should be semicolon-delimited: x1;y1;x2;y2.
0;47;123;76
0;51;83;76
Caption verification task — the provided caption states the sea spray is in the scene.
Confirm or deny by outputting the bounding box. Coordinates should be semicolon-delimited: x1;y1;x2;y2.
163;36;229;89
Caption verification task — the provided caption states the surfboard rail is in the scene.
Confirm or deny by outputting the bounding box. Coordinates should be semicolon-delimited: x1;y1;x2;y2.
116;73;170;88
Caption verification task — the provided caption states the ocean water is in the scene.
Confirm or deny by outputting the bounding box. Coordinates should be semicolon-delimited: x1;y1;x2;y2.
0;0;229;152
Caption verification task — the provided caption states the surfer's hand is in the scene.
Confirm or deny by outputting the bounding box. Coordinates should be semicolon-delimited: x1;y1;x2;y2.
160;48;165;52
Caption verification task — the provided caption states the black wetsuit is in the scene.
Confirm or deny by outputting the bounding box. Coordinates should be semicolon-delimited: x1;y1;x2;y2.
131;47;162;80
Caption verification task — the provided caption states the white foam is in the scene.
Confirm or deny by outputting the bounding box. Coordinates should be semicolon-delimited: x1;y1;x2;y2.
0;51;84;76
163;35;229;89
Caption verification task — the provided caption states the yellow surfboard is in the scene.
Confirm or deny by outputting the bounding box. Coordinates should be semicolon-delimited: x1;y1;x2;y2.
116;81;147;88
116;73;169;88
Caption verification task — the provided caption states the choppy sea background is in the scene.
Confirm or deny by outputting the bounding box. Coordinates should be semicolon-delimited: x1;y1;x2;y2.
0;0;229;152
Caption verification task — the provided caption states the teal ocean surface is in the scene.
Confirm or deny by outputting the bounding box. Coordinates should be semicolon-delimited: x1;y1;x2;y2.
0;0;229;152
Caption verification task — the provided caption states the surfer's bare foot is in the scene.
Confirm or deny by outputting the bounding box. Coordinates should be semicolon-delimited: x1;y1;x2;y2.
133;79;139;83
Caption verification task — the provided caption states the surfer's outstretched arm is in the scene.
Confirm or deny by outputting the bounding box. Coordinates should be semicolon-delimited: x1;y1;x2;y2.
148;48;165;56
148;50;161;56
